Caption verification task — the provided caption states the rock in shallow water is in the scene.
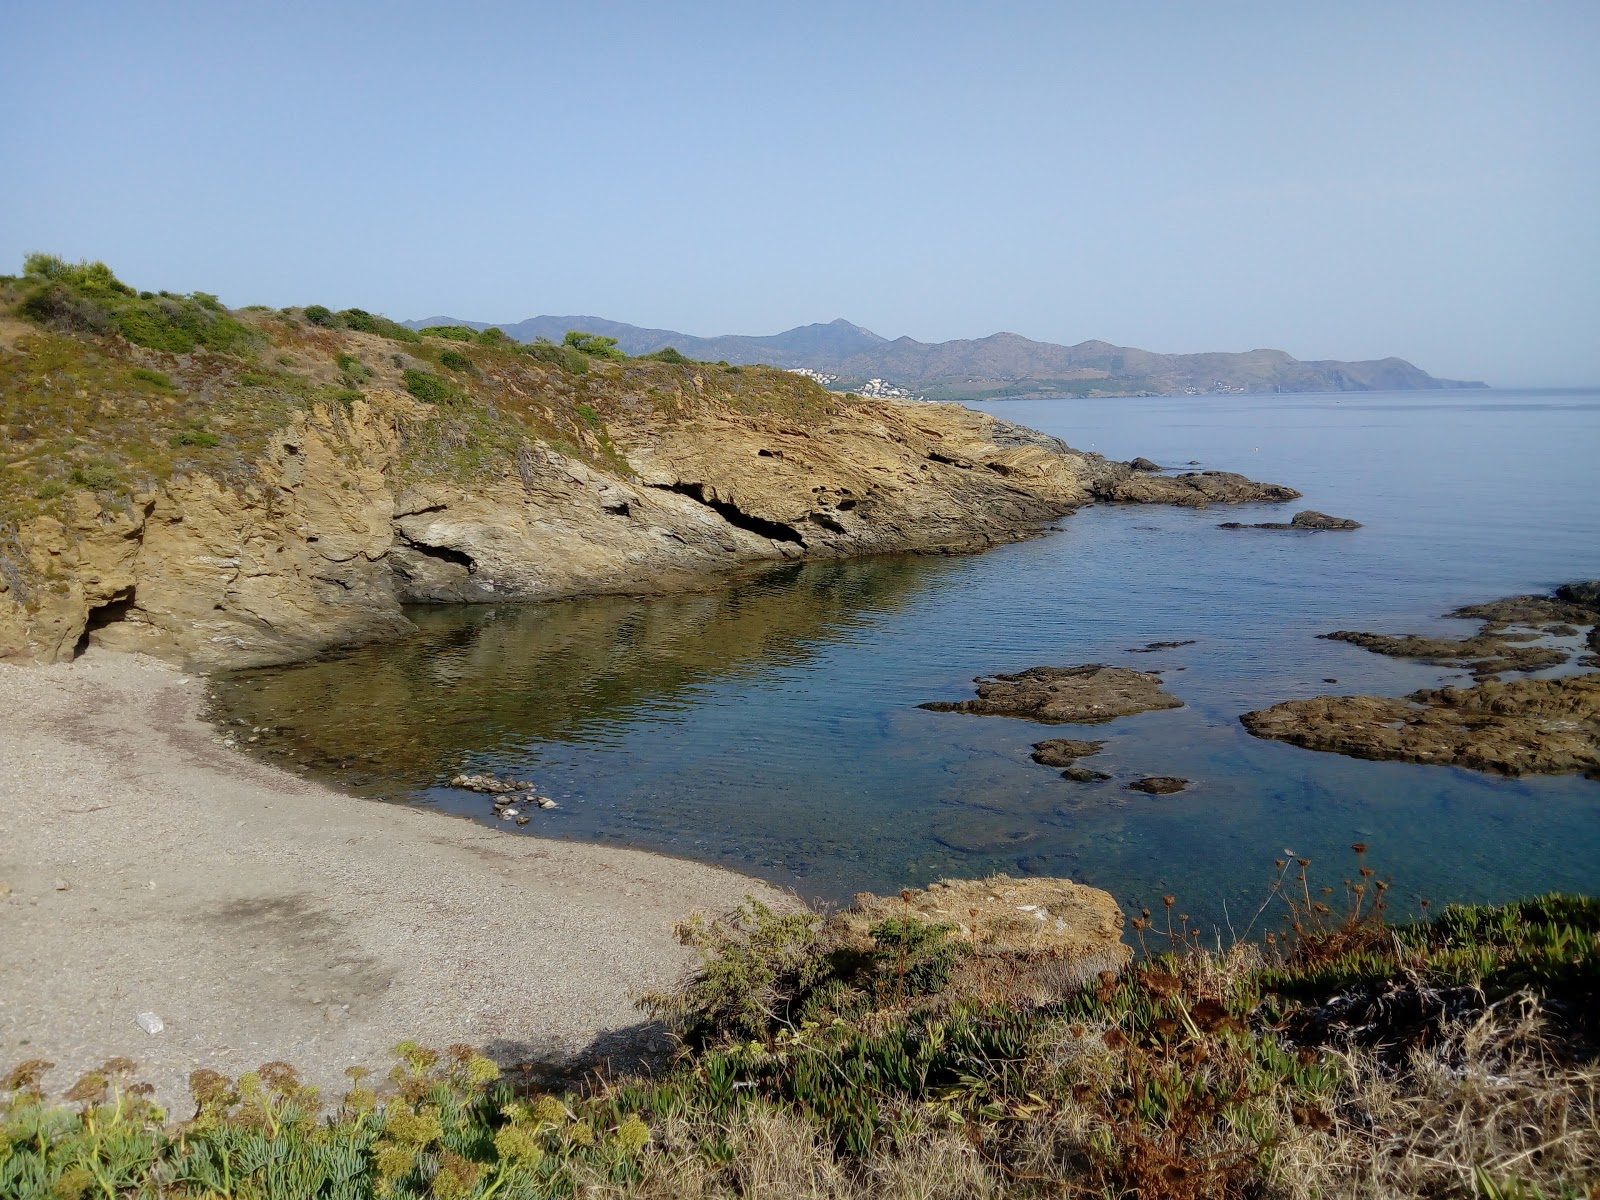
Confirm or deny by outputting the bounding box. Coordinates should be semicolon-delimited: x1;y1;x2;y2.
1218;509;1362;531
921;665;1182;724
1127;776;1189;795
1030;738;1106;766
1061;764;1112;782
1240;673;1600;779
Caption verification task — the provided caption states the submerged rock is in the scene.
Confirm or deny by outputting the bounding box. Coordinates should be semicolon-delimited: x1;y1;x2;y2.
922;665;1183;724
1061;764;1112;782
1127;776;1188;795
1322;630;1568;679
1240;673;1600;779
833;875;1130;995
1127;639;1196;653
1030;738;1106;767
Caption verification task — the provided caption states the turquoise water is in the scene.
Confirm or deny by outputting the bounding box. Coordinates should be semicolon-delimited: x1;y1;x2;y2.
212;389;1600;930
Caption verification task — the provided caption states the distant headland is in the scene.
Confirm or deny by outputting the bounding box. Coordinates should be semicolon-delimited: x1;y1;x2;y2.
405;314;1488;400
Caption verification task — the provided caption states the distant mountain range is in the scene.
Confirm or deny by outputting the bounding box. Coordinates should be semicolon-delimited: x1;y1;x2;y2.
403;314;1486;399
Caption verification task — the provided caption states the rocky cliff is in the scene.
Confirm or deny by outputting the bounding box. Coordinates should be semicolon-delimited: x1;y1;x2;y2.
0;263;1298;670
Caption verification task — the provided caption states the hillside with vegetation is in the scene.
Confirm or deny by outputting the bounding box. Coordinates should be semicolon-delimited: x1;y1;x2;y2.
405;314;1488;400
3;854;1596;1198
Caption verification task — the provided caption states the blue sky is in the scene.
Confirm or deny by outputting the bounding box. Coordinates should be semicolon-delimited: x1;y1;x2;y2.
3;1;1596;384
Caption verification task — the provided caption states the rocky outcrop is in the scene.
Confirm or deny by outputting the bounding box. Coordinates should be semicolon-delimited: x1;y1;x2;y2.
1093;470;1300;508
1240;674;1600;779
1219;509;1362;531
921;664;1182;724
833;875;1130;996
0;382;1297;670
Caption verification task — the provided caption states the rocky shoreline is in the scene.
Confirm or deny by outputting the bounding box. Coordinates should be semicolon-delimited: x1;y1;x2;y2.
1;391;1298;672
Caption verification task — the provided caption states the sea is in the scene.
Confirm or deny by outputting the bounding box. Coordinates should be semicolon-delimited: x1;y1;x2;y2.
210;388;1600;933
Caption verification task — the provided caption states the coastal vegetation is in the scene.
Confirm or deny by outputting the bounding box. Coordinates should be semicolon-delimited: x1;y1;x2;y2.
4;854;1596;1198
0;257;836;532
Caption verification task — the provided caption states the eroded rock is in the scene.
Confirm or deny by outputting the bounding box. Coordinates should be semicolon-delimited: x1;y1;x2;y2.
1240;673;1600;778
833;875;1130;995
921;665;1182;724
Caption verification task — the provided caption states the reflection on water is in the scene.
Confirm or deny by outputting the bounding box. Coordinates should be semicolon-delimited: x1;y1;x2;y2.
212;553;957;794
211;389;1600;928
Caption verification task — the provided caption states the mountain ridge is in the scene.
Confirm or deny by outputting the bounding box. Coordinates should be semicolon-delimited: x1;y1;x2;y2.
403;314;1487;398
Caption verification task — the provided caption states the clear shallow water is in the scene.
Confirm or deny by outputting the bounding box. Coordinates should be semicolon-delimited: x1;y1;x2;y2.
212;389;1600;930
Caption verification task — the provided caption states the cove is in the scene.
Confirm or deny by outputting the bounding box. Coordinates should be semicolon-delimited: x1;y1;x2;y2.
210;388;1600;933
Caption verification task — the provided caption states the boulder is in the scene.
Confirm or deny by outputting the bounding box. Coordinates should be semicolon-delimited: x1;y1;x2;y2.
1128;457;1163;472
832;875;1130;996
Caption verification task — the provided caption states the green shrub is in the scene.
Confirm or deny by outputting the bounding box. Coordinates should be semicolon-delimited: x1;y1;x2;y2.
18;283;113;335
522;338;588;374
641;899;832;1046
439;348;472;372
419;324;477;342
475;326;510;346
336;353;374;384
339;308;422;342
33;479;67;499
303;304;337;327
129;366;172;388
641;346;692;364
22;254;135;297
574;403;602;429
867;916;963;1004
403;368;462;405
69;463;120;490
168;428;220;448
563;330;626;360
114;296;259;355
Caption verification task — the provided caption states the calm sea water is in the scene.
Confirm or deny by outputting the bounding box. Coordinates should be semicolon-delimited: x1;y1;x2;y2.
211;389;1600;931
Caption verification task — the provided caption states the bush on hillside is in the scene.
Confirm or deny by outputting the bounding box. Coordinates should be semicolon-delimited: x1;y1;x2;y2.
563;329;626;360
521;337;588;374
338;308;422;342
16;256;262;354
402;368;462;405
418;324;477;342
439;349;472;372
641;345;693;364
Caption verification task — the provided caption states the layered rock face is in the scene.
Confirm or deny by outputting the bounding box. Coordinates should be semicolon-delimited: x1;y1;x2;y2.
0;384;1295;670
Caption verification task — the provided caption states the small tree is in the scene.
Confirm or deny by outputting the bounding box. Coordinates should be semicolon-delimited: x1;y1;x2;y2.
562;330;625;360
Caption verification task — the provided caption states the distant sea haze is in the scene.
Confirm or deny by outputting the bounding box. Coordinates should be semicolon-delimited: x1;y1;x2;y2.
404;313;1487;401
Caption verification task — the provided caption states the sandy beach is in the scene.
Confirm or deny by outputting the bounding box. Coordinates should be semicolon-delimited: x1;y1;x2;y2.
0;650;785;1110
